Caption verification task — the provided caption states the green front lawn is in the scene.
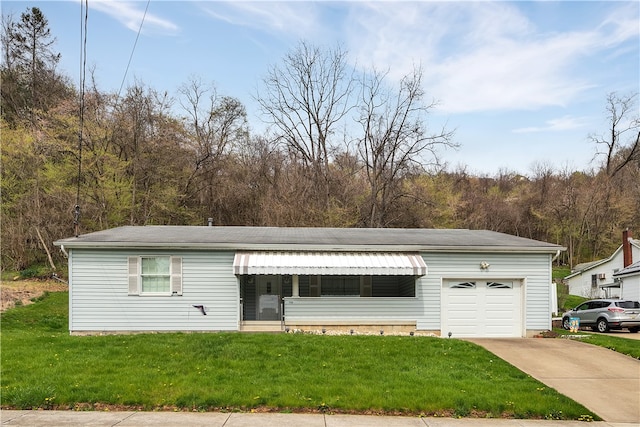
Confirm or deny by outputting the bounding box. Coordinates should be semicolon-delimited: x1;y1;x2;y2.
1;292;595;420
553;329;640;360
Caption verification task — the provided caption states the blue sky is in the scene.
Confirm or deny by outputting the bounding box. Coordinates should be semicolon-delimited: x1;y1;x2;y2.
4;1;639;175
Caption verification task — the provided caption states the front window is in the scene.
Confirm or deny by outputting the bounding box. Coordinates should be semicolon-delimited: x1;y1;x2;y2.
141;256;170;293
298;275;416;297
321;276;360;296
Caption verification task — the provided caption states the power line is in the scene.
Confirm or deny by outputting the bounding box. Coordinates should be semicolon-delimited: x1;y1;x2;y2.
75;0;88;237
115;0;151;103
75;0;150;236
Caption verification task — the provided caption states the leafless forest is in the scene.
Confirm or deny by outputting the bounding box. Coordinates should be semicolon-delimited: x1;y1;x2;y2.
2;8;639;272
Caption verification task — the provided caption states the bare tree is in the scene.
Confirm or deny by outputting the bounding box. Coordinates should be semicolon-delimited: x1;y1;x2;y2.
179;77;248;222
357;66;456;227
256;41;355;208
591;92;640;178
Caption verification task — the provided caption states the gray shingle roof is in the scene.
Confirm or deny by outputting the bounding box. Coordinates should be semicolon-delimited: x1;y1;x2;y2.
54;226;564;253
614;260;640;277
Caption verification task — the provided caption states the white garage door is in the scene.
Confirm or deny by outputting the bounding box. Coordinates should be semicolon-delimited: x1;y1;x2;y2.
441;280;522;338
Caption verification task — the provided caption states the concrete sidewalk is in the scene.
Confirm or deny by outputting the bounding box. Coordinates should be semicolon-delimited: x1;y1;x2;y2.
467;338;640;424
1;410;637;427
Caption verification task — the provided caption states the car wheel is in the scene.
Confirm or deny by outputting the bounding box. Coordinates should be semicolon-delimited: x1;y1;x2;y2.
596;318;609;333
629;327;639;333
562;317;571;330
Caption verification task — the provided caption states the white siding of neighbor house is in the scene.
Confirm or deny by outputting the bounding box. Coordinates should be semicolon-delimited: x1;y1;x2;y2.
566;245;640;298
68;248;238;332
621;276;640;301
284;252;554;333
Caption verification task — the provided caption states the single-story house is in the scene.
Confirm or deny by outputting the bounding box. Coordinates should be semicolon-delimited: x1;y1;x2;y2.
54;226;563;338
564;230;639;298
613;261;640;302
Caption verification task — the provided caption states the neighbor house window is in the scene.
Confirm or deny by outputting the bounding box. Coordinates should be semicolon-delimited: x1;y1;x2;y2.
128;256;182;296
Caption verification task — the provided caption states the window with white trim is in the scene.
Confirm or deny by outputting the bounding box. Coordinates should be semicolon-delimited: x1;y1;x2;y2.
141;257;170;292
128;256;182;296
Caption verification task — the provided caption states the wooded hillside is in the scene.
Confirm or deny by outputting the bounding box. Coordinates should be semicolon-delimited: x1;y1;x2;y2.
2;8;639;274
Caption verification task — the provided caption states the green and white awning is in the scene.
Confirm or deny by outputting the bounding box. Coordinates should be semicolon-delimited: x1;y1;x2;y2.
233;251;427;276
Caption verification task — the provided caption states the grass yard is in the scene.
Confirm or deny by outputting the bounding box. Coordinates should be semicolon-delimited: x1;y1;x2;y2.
1;292;596;420
553;329;640;360
562;295;588;311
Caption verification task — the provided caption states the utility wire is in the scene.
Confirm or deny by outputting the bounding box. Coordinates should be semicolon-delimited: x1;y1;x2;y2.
115;0;151;104
75;0;88;237
75;0;150;236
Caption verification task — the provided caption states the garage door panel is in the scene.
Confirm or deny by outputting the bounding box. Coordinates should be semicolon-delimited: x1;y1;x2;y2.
442;280;522;338
446;324;479;336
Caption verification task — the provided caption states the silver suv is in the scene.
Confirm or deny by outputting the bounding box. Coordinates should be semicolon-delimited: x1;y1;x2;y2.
562;299;640;333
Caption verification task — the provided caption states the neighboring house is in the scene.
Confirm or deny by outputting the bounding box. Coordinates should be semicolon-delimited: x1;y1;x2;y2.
613;261;640;302
54;226;564;338
564;230;640;298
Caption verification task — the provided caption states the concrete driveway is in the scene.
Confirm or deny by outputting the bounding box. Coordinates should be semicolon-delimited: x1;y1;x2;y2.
466;338;640;424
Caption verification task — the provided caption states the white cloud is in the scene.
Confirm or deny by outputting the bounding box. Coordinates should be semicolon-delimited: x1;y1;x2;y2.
512;116;589;134
199;1;321;40
90;0;179;34
343;1;638;114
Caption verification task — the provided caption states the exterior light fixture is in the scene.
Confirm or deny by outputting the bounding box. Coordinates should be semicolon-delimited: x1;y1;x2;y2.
480;261;490;270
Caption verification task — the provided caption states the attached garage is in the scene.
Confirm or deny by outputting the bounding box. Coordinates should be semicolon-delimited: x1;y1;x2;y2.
441;280;523;338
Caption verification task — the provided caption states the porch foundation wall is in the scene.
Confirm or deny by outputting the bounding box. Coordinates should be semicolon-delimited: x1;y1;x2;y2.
284;320;439;336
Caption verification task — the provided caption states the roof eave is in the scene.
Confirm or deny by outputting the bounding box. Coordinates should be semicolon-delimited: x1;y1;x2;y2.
54;241;563;253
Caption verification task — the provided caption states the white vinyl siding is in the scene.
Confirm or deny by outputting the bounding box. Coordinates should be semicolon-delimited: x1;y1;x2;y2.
284;297;423;323
621;276;640;301
69;249;237;332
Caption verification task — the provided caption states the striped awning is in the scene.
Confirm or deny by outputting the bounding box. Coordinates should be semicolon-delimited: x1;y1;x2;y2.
233;251;427;276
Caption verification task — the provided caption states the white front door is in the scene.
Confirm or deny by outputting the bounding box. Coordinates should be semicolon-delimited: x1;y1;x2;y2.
256;275;281;321
442;280;522;338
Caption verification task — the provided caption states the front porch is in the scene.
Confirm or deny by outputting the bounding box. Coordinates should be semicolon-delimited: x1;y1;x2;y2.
240;320;284;332
235;251;428;333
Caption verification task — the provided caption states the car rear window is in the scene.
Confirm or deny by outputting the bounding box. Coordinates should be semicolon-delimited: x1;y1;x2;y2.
615;301;640;309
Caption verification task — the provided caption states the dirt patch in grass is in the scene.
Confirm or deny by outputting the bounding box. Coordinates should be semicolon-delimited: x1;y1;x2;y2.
1;279;67;312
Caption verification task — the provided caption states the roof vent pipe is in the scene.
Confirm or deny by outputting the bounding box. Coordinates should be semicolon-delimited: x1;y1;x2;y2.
207;218;213;227
623;229;632;267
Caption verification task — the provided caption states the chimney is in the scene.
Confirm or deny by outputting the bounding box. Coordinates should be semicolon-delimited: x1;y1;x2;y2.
623;229;632;267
